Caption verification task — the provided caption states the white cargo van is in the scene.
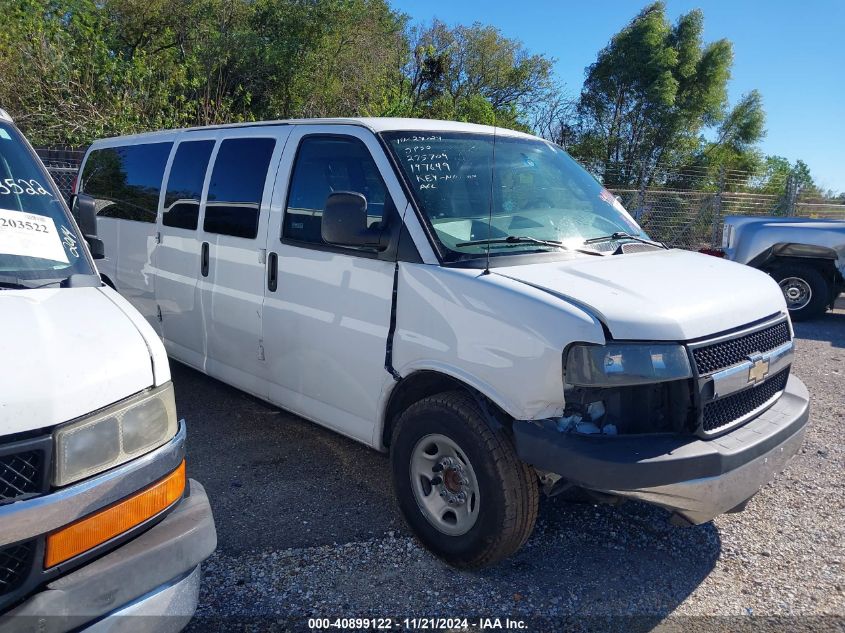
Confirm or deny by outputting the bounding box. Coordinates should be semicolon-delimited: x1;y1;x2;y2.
0;109;215;630
79;118;809;568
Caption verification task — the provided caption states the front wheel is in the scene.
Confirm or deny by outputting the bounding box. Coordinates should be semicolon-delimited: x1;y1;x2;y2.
390;391;538;568
771;264;830;321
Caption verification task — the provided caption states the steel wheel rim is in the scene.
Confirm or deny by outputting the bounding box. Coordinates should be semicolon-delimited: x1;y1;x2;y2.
779;276;812;311
409;433;480;536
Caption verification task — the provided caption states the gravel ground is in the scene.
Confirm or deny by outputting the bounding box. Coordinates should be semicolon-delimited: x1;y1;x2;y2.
179;310;845;632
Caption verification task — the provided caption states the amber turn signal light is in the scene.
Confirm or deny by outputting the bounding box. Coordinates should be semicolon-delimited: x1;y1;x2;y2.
45;460;186;568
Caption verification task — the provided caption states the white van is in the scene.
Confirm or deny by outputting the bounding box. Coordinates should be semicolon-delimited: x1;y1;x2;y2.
79;118;809;568
0;109;215;629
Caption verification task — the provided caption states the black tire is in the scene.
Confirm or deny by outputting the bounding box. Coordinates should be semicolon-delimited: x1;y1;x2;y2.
771;264;830;321
390;391;539;568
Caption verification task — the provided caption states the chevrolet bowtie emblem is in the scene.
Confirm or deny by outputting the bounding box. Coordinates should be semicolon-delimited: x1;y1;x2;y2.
748;357;770;385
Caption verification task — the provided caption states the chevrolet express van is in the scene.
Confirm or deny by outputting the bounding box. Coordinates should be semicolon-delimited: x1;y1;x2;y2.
78;118;809;568
0;109;215;630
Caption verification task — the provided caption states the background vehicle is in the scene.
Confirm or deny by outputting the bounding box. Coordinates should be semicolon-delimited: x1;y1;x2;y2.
0;108;215;631
718;215;845;320
77;118;808;568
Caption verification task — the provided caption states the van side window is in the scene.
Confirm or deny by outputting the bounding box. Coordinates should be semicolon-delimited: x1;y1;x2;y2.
80;143;172;223
204;137;276;239
162;140;214;230
284;136;391;245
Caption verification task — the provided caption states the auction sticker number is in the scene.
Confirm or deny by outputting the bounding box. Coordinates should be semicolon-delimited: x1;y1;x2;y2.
0;178;52;197
0;208;69;263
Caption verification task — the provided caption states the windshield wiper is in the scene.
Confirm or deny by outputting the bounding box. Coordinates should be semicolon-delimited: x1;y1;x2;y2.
583;232;667;249
456;235;604;256
0;282;28;290
0;275;65;290
0;275;31;290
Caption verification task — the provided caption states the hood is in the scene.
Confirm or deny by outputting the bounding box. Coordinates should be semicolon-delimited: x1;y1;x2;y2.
496;249;787;341
1;287;155;435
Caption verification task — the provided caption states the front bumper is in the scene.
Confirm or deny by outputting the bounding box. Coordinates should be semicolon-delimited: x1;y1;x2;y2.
0;479;216;633
513;374;810;524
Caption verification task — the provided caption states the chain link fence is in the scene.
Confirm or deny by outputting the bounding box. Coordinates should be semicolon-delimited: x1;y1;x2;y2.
37;147;845;251
36;147;86;203
596;161;845;250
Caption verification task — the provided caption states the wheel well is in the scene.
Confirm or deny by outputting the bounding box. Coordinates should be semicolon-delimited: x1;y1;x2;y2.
381;371;510;448
764;255;840;281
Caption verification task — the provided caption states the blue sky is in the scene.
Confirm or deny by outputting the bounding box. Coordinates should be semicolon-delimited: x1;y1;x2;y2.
392;0;845;193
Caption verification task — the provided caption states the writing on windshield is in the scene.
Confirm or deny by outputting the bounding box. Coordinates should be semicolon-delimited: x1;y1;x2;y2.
384;131;644;261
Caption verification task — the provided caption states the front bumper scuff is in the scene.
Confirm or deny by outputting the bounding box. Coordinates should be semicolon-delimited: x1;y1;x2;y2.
513;374;810;524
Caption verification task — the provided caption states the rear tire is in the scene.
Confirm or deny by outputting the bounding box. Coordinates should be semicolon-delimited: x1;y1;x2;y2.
771;264;830;321
390;391;538;568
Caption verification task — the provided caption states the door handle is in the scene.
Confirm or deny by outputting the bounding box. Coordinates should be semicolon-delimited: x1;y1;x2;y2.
267;251;278;292
201;242;209;277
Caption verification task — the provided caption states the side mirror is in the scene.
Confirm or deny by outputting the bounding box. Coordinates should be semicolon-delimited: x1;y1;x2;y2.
321;192;385;250
86;236;105;259
71;193;97;237
70;193;104;259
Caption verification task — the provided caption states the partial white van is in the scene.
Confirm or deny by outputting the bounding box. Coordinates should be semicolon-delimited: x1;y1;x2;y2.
79;118;809;568
0;109;215;629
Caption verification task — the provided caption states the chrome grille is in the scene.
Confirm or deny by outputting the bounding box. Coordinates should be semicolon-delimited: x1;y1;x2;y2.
0;451;44;504
703;369;790;433
0;541;35;597
693;321;791;374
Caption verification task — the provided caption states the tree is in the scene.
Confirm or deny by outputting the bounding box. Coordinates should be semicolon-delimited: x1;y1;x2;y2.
0;0;137;145
563;2;765;188
397;20;556;129
751;156;819;196
3;1;557;142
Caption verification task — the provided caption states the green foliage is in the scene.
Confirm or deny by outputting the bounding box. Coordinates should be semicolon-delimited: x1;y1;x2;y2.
0;1;552;145
399;20;554;130
751;155;819;196
567;2;764;188
0;0;823;196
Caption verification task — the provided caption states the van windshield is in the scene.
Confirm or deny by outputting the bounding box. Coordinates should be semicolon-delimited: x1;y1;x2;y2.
0;121;93;287
383;131;647;262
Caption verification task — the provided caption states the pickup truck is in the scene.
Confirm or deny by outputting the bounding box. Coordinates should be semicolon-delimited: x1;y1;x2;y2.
719;215;845;320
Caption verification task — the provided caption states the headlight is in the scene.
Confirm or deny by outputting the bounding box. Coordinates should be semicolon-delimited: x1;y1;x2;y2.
565;343;692;387
53;383;177;486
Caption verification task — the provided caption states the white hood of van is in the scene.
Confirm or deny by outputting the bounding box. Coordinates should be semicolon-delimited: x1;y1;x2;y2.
496;249;788;341
0;287;161;435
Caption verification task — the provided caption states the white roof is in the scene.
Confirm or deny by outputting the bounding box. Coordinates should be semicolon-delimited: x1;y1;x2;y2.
0;108;12;123
87;117;539;148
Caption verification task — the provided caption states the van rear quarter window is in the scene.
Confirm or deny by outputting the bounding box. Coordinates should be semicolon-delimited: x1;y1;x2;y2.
203;137;275;239
81;143;172;223
163;140;214;231
284;136;389;245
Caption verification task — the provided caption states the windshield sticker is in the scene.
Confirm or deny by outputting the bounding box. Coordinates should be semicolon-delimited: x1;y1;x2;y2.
0;129;10;140
599;189;641;232
0;178;53;197
59;225;80;259
599;188;622;209
0;208;69;263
